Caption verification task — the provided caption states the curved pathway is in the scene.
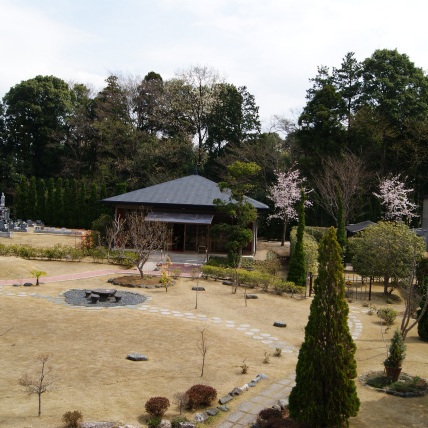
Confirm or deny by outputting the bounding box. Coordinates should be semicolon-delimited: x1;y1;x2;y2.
0;269;363;428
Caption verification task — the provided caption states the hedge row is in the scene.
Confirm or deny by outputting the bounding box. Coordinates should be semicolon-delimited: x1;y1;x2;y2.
0;243;134;266
200;265;305;295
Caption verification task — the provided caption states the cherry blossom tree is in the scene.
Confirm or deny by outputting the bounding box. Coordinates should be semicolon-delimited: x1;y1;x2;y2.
268;166;312;246
374;175;418;222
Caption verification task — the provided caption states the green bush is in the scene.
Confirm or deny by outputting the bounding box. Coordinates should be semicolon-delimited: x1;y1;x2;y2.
305;226;330;243
377;307;398;326
201;265;232;280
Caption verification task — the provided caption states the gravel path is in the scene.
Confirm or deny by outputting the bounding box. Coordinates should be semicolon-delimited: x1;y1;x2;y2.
64;289;147;307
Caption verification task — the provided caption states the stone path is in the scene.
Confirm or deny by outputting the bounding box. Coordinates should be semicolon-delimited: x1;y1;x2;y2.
0;269;363;428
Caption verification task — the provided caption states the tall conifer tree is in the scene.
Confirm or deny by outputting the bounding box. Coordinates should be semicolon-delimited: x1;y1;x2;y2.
70;179;78;228
54;178;63;226
36;179;46;222
289;227;360;427
46;178;55;225
337;187;347;259
15;175;28;220
63;178;71;228
287;189;306;286
78;181;87;228
27;176;37;220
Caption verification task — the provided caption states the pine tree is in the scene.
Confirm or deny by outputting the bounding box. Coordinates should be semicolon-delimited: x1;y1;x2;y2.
288;227;360;427
27;176;37;220
287;189;306;287
36;179;46;222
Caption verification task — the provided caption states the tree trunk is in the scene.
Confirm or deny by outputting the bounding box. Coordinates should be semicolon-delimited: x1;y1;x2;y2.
384;275;390;295
281;220;287;247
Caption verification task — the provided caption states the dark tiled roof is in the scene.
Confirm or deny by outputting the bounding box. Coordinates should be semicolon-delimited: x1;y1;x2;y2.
101;175;269;210
345;221;376;234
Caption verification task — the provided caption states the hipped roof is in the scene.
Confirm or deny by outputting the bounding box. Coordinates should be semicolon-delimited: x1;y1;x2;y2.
101;175;269;210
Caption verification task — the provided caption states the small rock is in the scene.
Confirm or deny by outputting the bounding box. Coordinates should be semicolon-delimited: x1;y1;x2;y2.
241;384;249;391
155;284;163;288
158;420;171;428
191;287;205;291
251;377;260;384
23;282;32;286
13;284;21;287
127;353;148;361
147;285;155;289
248;382;256;387
207;408;219;416
178;422;195;428
229;387;242;396
218;394;233;404
271;404;282;411
278;399;288;409
257;373;268;380
273;322;287;328
222;281;233;286
194;412;209;423
81;423;116;428
217;405;230;412
245;294;258;299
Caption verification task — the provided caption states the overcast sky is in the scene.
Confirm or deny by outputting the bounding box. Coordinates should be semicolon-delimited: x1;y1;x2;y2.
2;0;428;128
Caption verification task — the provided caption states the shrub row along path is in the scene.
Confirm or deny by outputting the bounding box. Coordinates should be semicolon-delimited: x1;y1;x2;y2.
0;265;363;428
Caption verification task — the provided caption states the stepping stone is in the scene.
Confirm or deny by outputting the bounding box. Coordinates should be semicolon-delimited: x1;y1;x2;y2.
262;340;273;344
273;322;287;328
260;333;271;337
225;324;235;327
252;336;263;340
187;316;197;319
240;324;250;328
127;353;148;361
212;317;222;320
250;329;260;332
212;320;222;323
174;314;184;317
245;332;254;335
236;327;247;331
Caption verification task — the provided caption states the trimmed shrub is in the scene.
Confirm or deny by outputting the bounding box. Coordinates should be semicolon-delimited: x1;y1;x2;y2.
290;228;319;275
185;384;217;409
62;410;83;428
145;396;170;418
305;226;330;243
377;307;397;326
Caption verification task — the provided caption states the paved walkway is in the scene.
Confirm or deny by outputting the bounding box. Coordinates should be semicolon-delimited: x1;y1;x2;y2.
0;266;363;428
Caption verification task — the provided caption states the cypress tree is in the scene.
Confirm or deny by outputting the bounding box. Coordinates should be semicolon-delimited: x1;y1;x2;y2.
78;181;87;228
36;179;46;222
287;189;306;287
88;182;98;227
70;179;78;228
46;178;55;225
63;178;70;228
27;176;37;220
15;175;28;220
289;227;360;427
54;178;63;226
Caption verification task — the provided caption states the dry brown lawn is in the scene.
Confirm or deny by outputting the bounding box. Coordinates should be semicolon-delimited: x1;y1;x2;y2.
0;233;427;428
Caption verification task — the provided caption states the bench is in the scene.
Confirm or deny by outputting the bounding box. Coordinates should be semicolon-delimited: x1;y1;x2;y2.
114;295;122;302
90;294;100;303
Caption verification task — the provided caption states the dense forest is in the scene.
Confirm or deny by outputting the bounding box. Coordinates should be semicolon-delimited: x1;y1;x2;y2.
1;49;428;234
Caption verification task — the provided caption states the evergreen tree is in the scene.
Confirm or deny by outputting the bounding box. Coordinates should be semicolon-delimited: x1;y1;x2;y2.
78;180;87;228
46;178;55;225
88;182;98;227
287;189;307;287
27;176;37;220
36;178;46;222
15;175;28;220
63;178;71;228
99;181;108;216
54;178;63;226
70;179;78;228
289;227;360;427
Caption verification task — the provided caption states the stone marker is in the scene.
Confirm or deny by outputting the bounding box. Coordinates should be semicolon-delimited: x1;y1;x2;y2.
126;353;148;361
218;394;233;404
273;322;287;328
206;408;219;416
194;412;209;423
229;387;242;396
